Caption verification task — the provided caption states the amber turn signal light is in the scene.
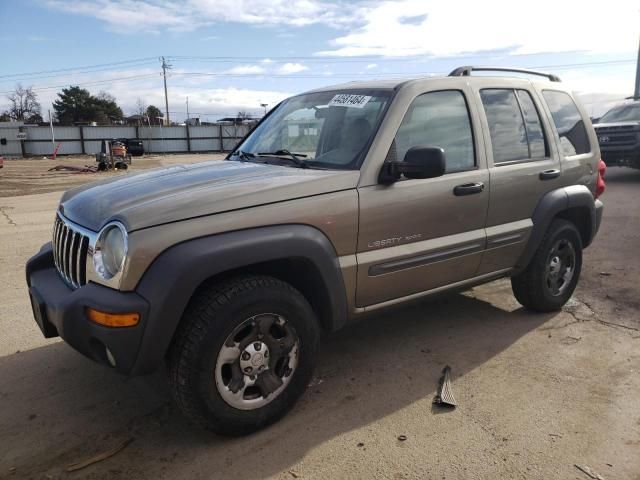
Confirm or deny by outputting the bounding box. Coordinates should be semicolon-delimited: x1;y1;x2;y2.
86;308;140;327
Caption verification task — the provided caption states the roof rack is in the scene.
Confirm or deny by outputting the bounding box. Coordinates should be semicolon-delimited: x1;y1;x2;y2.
448;66;561;82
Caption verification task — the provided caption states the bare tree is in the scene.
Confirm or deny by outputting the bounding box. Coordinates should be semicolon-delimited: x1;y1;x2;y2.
135;97;148;117
6;84;41;122
236;111;251;120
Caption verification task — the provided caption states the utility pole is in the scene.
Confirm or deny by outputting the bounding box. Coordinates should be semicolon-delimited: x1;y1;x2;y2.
186;96;190;122
160;56;172;125
48;109;55;155
260;103;268;116
634;33;640;100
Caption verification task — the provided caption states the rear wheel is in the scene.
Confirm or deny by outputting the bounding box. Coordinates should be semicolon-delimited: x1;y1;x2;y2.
167;275;319;436
511;219;582;312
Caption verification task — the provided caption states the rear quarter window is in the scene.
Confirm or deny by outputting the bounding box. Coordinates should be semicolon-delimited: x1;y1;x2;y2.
542;90;591;157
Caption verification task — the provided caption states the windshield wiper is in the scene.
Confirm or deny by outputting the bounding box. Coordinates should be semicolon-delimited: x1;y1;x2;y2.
230;150;256;162
257;149;308;168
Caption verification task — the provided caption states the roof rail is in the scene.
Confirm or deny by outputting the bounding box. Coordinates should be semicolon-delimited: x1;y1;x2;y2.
448;66;561;82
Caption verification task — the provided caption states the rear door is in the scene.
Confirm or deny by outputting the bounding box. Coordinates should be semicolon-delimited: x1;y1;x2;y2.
538;89;598;189
356;85;489;307
472;80;563;275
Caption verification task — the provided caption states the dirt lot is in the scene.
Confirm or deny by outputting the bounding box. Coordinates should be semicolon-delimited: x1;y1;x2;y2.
0;159;638;480
0;154;224;197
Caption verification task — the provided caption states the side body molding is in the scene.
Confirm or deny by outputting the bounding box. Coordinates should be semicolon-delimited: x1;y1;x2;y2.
515;185;596;273
132;225;348;375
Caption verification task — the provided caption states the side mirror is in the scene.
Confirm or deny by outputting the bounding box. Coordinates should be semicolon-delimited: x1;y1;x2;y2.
379;146;446;183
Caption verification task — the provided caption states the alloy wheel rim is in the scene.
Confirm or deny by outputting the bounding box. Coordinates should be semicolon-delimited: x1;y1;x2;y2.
214;313;299;410
545;239;576;296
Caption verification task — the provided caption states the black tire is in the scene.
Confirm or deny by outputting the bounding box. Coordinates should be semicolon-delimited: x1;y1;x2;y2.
167;275;319;436
511;219;583;312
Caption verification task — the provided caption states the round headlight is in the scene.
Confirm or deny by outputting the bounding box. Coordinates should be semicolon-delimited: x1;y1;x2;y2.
93;222;128;280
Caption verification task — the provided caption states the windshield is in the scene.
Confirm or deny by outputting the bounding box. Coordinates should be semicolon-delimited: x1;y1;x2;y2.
599;103;640;123
231;89;392;169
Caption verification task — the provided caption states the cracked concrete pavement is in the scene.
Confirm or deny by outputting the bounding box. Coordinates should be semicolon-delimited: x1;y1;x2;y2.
0;160;638;479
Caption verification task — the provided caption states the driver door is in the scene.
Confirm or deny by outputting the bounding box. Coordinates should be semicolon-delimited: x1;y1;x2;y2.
356;88;489;307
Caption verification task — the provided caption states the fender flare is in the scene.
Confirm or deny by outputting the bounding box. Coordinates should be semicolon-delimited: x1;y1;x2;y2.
515;185;596;272
131;224;348;375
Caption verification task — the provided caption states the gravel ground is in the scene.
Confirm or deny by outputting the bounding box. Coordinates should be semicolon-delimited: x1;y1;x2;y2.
0;160;638;480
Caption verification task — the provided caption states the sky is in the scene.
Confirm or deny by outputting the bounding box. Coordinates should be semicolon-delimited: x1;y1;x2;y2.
0;0;638;122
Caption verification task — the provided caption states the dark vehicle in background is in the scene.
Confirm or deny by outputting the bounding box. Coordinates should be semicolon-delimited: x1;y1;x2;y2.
116;138;144;156
593;100;640;169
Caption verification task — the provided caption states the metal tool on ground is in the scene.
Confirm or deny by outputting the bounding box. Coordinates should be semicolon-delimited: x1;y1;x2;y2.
48;165;98;174
434;365;457;408
574;464;607;480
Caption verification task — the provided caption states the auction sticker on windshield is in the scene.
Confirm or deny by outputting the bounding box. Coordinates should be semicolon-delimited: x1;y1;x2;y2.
329;94;372;108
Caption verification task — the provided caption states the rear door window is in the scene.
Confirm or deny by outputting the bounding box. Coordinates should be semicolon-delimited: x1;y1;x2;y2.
516;90;548;159
542;90;591;157
480;89;550;164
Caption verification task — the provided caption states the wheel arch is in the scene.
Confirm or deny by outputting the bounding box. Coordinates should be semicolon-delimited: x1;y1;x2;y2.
515;185;596;273
131;225;348;375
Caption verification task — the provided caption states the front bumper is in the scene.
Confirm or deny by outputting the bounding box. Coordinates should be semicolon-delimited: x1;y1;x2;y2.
600;146;640;165
26;243;150;374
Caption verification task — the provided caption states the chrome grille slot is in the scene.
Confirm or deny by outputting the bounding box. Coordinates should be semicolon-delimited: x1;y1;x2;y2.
52;214;91;289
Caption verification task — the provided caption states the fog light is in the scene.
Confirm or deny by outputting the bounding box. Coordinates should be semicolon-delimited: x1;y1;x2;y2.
86;308;140;327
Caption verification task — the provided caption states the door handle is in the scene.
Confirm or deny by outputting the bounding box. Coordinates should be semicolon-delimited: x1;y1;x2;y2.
539;169;560;180
453;182;484;196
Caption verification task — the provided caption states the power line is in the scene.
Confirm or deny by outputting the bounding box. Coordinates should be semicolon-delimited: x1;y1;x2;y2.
0;60;158;85
170;59;635;80
0;73;158;95
0;58;634;97
167;50;604;62
0;57;158;80
3;53;631;82
1;56;633;90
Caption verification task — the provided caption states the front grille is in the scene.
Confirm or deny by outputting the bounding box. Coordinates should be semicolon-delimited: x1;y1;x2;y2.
52;214;90;288
610;135;637;143
598;134;638;146
595;125;638;133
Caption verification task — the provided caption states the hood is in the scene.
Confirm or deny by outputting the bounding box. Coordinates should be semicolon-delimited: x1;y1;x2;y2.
59;160;359;231
594;121;640;130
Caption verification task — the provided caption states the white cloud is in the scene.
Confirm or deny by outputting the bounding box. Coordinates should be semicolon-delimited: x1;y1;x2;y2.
47;0;639;60
225;65;266;75
194;87;290;110
316;0;640;57
277;63;309;74
45;0;196;33
45;0;355;32
365;63;377;70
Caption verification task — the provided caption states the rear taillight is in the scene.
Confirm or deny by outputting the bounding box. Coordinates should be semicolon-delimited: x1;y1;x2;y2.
595;159;606;199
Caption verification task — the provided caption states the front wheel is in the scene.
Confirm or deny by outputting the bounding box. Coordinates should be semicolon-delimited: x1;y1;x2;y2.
511;219;583;312
167;275;319;436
